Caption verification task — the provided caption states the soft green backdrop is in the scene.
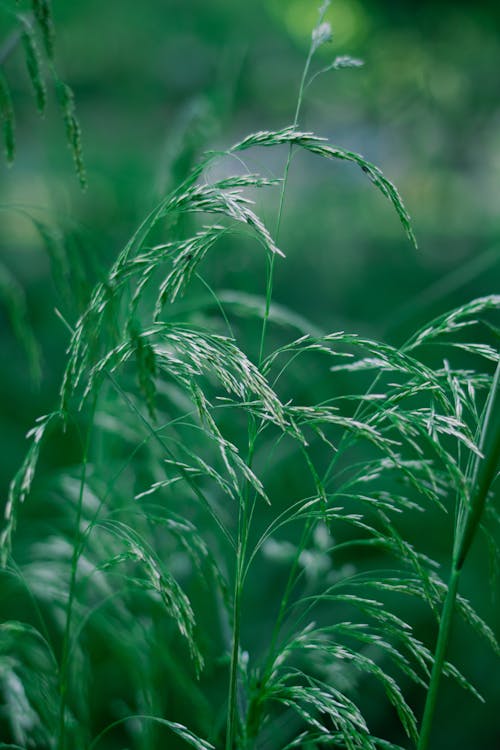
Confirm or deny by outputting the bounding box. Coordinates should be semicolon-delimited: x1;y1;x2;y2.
1;1;499;747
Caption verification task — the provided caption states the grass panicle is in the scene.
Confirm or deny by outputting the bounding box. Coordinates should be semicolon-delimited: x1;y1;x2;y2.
1;2;498;750
19;14;47;114
54;77;86;189
31;0;55;60
0;413;60;567
0;3;85;183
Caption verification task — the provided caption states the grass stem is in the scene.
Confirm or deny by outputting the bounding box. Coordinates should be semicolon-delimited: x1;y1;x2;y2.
57;398;96;750
257;46;313;367
225;545;243;750
417;566;459;750
418;357;500;750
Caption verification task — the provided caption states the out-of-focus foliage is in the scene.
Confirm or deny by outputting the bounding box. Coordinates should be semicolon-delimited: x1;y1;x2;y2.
0;1;499;748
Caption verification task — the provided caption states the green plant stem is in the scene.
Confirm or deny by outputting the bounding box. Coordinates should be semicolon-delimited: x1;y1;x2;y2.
227;44;316;749
225;42;317;750
418;358;500;750
225;423;258;750
417;566;459;750
226;539;244;750
455;360;500;570
57;398;96;750
257;46;313;367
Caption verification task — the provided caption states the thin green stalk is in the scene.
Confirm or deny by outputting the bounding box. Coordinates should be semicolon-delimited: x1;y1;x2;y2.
418;358;500;750
228;38;318;750
225;421;259;750
257;45;313;367
225;533;244;750
416;566;459;750
57;397;96;750
455;359;500;571
228;41;318;746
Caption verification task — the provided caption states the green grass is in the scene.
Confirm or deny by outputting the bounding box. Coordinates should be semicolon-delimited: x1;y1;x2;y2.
1;2;499;749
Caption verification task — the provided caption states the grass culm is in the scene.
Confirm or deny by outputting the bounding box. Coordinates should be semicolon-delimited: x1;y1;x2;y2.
1;2;499;749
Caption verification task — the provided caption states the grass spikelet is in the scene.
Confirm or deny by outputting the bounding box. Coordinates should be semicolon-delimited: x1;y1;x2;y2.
60;173;284;409
270;675;376;749
31;0;55;59
170;179;285;257
54;76;86;189
154;224;227;312
0;71;15;164
230;127;417;249
97;518;203;673
405;295;500;351
19;16;47;114
88;715;215;750
281;628;418;742
4;4;500;749
0;413;59;566
84;325;289;434
0;621;59;746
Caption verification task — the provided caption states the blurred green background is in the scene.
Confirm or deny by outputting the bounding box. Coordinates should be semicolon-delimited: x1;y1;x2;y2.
1;0;499;747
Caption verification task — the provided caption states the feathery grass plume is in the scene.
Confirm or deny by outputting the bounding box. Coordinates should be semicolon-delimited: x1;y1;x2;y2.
0;412;59;566
96;518;204;673
60;172;282;410
83;325;287;432
271;625;418;742
0;70;15;164
164;176;285;257
261;674;379;750
0;262;41;381
54;76;86;189
250;314;497;746
19;15;46;114
3;2;500;749
0;5;85;178
0;621;59;747
230;127;417;249
81;324;296;506
404;294;500;351
88;715;215;750
305;55;364;93
31;0;55;59
124;224;229;321
153;224;227;313
311;1;332;54
129;508;229;597
412;307;499;747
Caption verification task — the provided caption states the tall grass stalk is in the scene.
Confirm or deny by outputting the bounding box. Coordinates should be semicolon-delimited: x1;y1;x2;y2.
418;359;500;750
57;398;96;750
1;3;499;750
257;12;316;367
226;9;324;748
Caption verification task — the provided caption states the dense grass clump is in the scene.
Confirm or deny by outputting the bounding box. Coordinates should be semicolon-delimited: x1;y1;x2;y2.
1;2;498;749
